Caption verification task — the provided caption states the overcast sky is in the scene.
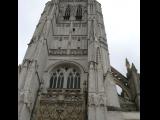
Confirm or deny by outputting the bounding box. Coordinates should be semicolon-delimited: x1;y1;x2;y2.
18;0;140;76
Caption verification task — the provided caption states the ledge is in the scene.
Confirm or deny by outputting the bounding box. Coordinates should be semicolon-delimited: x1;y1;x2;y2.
107;106;122;111
122;111;140;120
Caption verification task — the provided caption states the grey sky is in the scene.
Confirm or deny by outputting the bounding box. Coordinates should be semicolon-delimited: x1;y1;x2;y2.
18;0;140;76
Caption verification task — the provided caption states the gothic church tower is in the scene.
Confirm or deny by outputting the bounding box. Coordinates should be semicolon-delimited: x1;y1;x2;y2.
18;0;126;120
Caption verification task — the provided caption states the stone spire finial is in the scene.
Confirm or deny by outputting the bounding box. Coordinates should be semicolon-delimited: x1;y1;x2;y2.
131;63;137;73
125;58;130;69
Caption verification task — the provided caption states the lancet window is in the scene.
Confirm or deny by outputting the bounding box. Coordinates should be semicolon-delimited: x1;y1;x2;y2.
50;71;64;88
67;70;80;89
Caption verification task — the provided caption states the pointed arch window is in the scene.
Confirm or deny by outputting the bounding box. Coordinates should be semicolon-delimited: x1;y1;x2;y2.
50;72;64;89
76;5;82;20
67;72;73;88
67;69;80;89
64;5;71;20
49;66;81;89
74;72;80;89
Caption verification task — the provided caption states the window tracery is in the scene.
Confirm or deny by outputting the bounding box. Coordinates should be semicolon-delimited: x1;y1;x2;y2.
50;71;64;89
50;66;81;89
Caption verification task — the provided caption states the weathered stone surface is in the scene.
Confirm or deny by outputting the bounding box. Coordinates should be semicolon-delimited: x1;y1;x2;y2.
18;0;140;120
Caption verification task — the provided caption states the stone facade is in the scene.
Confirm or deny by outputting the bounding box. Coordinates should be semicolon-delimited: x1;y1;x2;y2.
18;0;140;120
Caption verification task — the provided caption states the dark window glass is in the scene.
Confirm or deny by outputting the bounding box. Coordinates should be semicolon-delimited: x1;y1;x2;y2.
76;5;82;20
50;67;80;90
73;69;76;72
70;76;73;88
60;73;64;88
78;77;80;89
64;5;70;20
67;77;70;88
61;77;64;88
50;76;53;88
53;76;57;88
74;77;77;89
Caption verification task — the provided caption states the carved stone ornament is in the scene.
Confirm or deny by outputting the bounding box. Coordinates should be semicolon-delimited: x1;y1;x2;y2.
49;49;87;55
22;59;37;70
35;93;85;120
60;0;87;3
98;95;105;107
88;94;96;106
18;89;25;102
88;94;106;108
24;89;33;111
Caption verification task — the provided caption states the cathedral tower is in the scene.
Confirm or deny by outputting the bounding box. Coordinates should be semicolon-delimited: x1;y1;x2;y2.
18;0;136;120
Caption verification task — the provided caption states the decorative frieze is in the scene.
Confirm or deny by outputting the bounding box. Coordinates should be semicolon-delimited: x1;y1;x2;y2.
56;23;87;27
40;92;84;102
53;36;87;40
72;36;77;40
60;0;87;2
49;49;87;55
82;23;87;27
70;49;87;55
88;94;105;107
49;49;67;55
73;23;87;27
56;23;71;27
64;36;69;40
53;36;59;40
36;101;84;120
73;23;81;27
81;36;87;40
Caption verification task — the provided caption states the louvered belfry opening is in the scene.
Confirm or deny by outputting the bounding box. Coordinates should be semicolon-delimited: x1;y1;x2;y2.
64;5;71;20
76;5;82;20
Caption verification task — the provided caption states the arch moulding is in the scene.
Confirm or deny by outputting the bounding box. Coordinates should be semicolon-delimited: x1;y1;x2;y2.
45;60;88;74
